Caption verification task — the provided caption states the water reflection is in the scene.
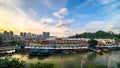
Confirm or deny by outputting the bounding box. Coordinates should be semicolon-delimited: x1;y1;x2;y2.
0;51;120;68
87;52;97;61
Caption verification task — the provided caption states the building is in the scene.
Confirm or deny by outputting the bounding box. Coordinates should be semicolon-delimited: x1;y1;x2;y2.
46;36;57;40
9;31;14;37
43;32;50;39
40;40;88;46
20;32;24;37
97;39;115;45
36;34;44;40
13;35;20;41
22;39;88;48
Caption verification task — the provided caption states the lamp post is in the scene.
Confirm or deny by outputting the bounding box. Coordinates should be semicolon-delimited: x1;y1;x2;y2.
81;59;85;68
108;56;115;68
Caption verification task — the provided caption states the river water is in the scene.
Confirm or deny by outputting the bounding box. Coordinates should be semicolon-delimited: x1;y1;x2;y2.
1;51;120;68
8;51;120;68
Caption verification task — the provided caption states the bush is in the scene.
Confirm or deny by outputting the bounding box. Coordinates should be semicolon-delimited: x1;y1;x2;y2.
85;64;107;68
0;57;26;68
117;62;120;68
29;62;57;68
0;57;57;68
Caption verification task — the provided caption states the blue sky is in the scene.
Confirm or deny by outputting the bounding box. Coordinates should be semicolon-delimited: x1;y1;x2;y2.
0;0;120;37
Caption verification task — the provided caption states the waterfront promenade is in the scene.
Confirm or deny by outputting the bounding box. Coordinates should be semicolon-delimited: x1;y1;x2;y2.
0;46;18;51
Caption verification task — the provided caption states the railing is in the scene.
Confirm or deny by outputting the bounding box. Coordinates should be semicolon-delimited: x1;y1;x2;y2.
25;46;88;50
96;45;120;48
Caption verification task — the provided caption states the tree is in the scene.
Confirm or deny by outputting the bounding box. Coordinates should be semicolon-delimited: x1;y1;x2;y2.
68;30;120;39
117;62;120;68
88;38;98;48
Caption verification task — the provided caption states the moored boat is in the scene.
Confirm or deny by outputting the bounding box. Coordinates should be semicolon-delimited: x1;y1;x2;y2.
29;49;53;56
102;49;111;53
96;50;103;55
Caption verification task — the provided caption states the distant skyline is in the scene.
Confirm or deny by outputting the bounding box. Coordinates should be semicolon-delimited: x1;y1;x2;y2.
0;0;120;37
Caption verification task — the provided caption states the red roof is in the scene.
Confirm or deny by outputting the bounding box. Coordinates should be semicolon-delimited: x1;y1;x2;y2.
41;40;87;44
20;39;87;45
103;40;112;43
98;41;105;45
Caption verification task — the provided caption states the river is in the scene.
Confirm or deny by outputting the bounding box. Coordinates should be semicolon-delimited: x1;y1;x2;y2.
1;51;120;68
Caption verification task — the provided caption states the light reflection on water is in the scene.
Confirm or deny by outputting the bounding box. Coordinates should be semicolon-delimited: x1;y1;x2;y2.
2;51;120;68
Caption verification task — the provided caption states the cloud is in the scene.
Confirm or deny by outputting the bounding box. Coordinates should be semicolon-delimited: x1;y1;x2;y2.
53;12;64;18
0;0;22;7
0;1;49;35
39;19;75;37
56;19;74;28
78;19;120;34
53;8;69;18
39;0;68;10
1;0;120;37
59;8;69;15
79;21;106;32
100;0;120;33
40;18;55;24
75;0;120;34
0;1;73;37
99;0;116;4
76;0;92;9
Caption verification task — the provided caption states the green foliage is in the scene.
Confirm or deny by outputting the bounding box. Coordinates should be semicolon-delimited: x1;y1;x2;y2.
88;38;98;47
0;57;114;68
117;62;120;68
84;64;107;68
29;62;57;68
10;41;25;49
87;52;96;61
16;42;25;49
114;37;120;41
69;30;120;41
0;57;57;68
0;57;26;68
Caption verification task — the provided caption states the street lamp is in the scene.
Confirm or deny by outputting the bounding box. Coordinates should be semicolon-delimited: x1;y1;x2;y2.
108;56;115;68
81;59;85;68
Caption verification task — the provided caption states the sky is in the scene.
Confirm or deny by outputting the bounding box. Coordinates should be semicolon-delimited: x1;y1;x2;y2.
0;0;120;37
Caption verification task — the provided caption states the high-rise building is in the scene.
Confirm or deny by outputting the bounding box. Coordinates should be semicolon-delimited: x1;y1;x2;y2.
3;31;9;36
23;32;26;37
37;34;43;40
20;32;24;37
9;31;14;37
43;32;50;39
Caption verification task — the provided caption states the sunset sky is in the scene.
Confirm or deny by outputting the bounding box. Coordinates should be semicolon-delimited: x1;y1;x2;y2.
0;0;120;37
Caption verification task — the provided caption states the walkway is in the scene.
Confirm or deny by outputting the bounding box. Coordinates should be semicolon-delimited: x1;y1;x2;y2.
0;46;18;51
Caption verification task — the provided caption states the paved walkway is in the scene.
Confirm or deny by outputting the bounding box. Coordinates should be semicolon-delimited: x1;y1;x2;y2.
0;46;18;51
